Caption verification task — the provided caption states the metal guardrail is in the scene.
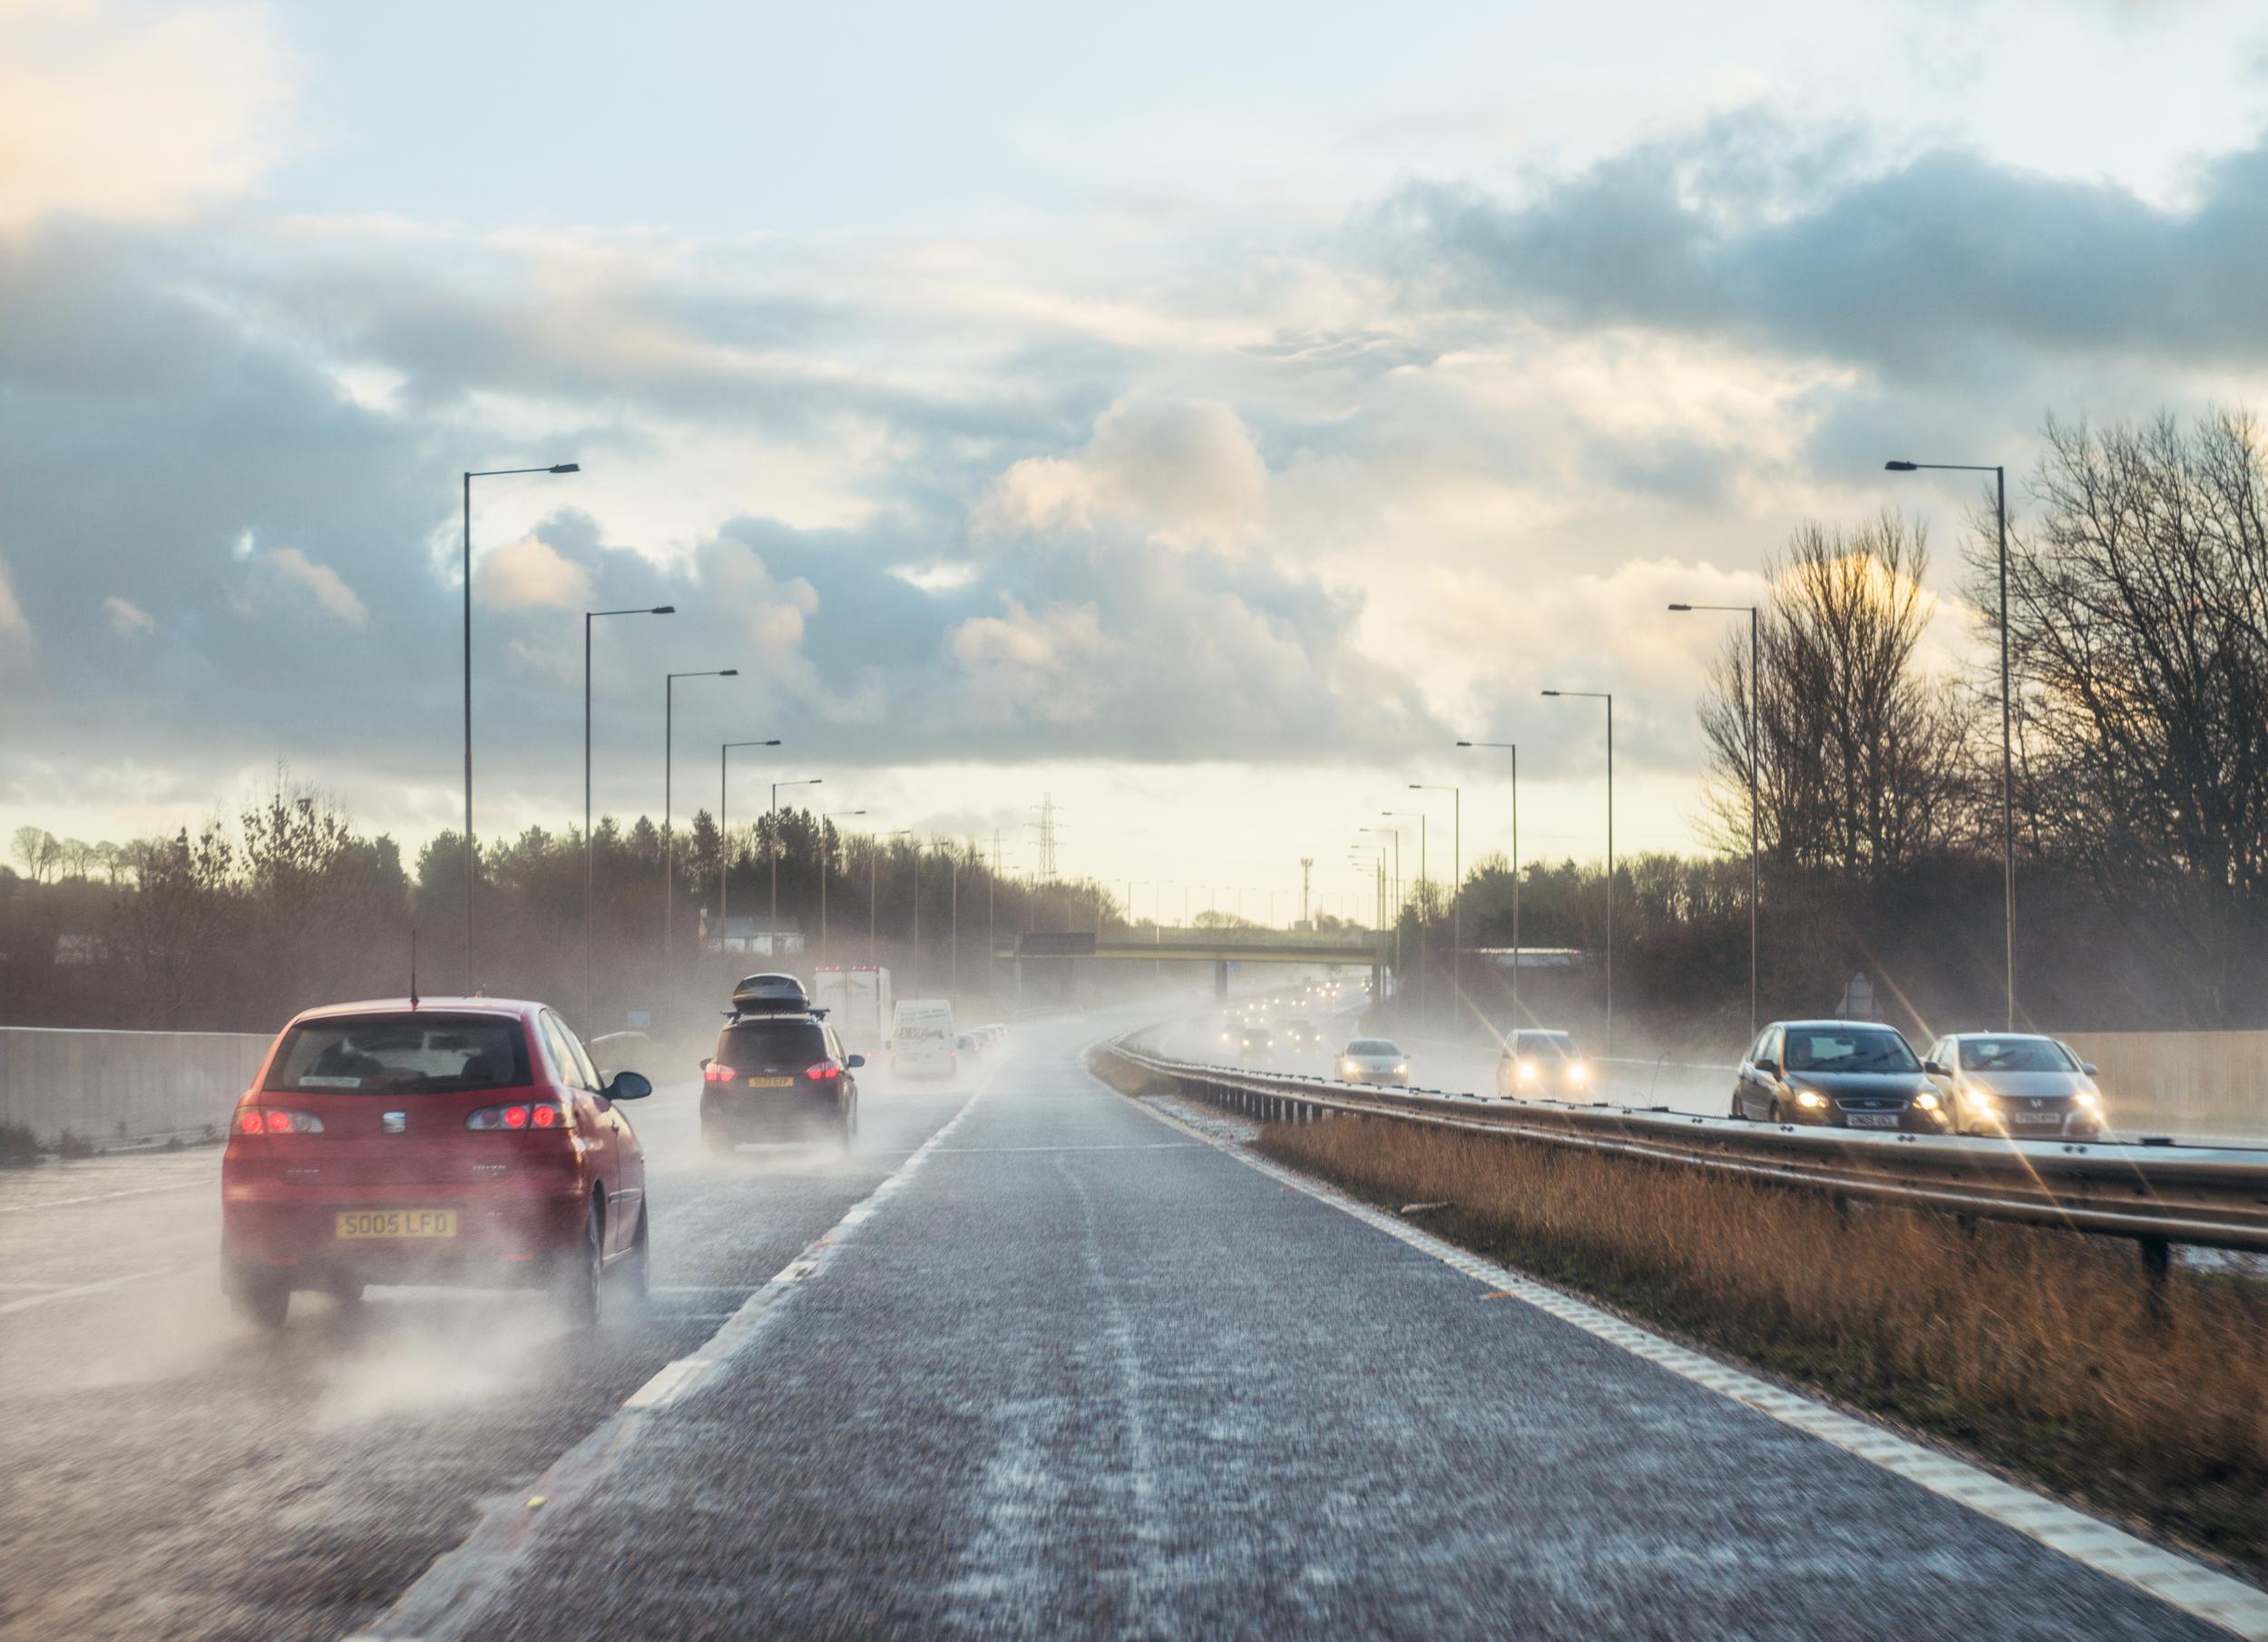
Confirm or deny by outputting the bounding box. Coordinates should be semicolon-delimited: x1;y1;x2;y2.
1110;1038;2268;1256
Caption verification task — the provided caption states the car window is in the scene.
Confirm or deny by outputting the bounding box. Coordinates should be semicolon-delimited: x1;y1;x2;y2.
717;1019;831;1069
540;1013;596;1090
1347;1039;1400;1056
1784;1028;1919;1073
267;1013;531;1095
564;1025;604;1090
1958;1037;2077;1073
1513;1031;1576;1056
1748;1028;1776;1063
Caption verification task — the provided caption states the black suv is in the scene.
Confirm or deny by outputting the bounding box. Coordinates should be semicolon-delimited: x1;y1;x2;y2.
700;978;862;1153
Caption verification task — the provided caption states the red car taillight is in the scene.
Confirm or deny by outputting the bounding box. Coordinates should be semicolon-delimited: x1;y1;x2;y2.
465;1100;567;1131
805;1060;841;1081
235;1109;325;1135
704;1062;738;1084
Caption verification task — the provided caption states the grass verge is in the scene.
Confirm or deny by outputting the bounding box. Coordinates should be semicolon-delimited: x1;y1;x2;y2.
1250;1109;2268;1580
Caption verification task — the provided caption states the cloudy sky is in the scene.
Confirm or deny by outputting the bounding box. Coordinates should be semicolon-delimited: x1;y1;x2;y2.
4;0;2265;922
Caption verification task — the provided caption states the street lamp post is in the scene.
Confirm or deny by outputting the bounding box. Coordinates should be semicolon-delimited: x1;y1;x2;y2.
463;461;577;990
1411;784;1461;1019
1364;825;1403;1000
1669;602;1762;1038
718;738;781;955
1383;810;1426;1026
769;777;823;959
584;604;674;1028
819;810;865;963
664;670;738;964
1543;689;1615;1052
1457;740;1519;1027
876;829;914;977
1889;457;2015;1031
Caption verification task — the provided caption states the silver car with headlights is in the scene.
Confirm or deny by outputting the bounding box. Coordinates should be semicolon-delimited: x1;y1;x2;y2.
1336;1038;1410;1087
1495;1029;1592;1099
1922;1033;2107;1139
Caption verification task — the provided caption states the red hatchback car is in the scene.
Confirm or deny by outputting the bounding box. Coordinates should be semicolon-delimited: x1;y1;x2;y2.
220;997;652;1330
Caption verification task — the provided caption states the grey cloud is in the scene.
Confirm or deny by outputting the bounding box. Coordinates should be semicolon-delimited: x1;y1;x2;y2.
1374;113;2268;379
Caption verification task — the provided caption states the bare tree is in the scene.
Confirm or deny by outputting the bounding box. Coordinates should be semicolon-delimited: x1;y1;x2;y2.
11;826;57;883
1994;412;2268;1021
1701;513;1974;880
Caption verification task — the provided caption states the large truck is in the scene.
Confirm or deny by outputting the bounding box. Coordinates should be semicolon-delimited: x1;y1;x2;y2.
812;964;892;1051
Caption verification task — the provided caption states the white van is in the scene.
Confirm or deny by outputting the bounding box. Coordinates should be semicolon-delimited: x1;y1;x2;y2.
889;999;957;1080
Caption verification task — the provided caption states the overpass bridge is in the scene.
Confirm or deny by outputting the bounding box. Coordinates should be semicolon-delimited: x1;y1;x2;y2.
1012;927;1388;998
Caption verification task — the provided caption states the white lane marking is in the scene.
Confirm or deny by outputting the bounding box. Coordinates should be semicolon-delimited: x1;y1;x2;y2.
930;1142;1206;1153
0;1180;207;1215
1105;1079;2268;1642
0;1267;173;1315
345;1054;1012;1642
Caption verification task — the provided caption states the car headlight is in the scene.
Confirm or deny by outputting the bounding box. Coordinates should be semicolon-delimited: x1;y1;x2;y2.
1568;1061;1590;1084
2073;1090;2100;1109
1795;1090;1827;1109
1516;1059;1538;1082
1393;1062;1409;1076
1914;1091;1941;1112
1969;1090;1999;1110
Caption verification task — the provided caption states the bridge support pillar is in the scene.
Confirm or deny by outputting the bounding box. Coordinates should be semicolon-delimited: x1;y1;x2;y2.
1213;960;1228;1001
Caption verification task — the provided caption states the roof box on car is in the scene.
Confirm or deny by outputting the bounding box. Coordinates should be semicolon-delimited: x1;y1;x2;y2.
729;972;816;1016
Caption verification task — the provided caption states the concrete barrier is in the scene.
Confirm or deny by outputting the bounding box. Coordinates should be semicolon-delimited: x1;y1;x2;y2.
0;1026;272;1148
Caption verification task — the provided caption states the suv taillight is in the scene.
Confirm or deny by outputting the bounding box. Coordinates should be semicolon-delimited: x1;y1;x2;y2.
235;1109;325;1135
805;1060;841;1081
465;1100;566;1131
704;1062;738;1084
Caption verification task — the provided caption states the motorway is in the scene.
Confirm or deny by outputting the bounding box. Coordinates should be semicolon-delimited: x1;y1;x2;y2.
1;1007;2255;1640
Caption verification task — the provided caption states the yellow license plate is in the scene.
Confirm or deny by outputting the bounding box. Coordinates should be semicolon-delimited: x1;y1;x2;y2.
747;1076;796;1088
335;1208;457;1239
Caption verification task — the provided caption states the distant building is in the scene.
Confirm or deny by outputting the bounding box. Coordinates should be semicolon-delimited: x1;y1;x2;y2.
706;915;806;956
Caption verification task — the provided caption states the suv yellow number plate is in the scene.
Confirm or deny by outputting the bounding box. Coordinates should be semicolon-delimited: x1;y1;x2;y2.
747;1076;796;1088
336;1208;457;1238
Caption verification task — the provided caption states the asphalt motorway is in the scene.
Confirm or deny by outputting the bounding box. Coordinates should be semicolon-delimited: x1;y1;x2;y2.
2;1010;2249;1640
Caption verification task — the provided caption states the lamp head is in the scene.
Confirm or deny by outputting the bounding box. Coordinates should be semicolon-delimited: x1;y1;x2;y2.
550;463;581;474
1541;689;1562;697
652;605;676;614
719;669;740;677
1884;460;1918;472
1667;602;1692;611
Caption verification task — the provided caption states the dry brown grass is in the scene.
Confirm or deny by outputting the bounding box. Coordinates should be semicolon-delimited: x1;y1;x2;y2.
1256;1112;2268;1577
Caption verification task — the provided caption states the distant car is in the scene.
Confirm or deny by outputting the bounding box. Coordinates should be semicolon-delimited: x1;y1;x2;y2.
1238;1026;1276;1061
956;1031;982;1060
702;989;862;1152
221;997;653;1331
1922;1032;2107;1139
1496;1030;1591;1099
1336;1038;1409;1086
1730;1021;1951;1132
1281;1017;1321;1051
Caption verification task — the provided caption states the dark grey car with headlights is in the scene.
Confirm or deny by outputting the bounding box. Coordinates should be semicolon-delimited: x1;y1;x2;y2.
1921;1033;2107;1139
1730;1021;1953;1133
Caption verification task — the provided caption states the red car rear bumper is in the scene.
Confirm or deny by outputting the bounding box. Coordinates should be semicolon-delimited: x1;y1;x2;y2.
221;1175;591;1285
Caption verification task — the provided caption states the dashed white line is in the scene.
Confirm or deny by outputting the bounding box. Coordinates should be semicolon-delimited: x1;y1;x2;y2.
0;1179;207;1214
0;1267;174;1315
1106;1079;2268;1641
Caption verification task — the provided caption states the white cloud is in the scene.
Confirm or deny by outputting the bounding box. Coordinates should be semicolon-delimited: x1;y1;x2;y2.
101;595;153;640
0;0;292;229
948;599;1112;724
978;397;1268;550
0;553;29;643
265;547;367;626
478;533;594;611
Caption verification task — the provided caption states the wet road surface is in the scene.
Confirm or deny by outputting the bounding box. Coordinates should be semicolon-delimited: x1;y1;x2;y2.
1;1011;2251;1640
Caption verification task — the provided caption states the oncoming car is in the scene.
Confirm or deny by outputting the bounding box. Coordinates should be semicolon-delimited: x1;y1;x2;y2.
1336;1038;1409;1086
1922;1032;2107;1139
1731;1021;1951;1133
1238;1026;1276;1062
220;997;653;1331
1495;1030;1591;1099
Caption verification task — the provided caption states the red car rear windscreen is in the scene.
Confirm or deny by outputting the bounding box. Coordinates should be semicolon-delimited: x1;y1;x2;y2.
265;1014;532;1095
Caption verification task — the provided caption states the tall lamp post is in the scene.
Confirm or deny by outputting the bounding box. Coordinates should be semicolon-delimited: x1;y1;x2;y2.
1457;740;1518;1027
1362;826;1403;985
1383;810;1426;1026
769;777;823;960
1888;457;2015;1031
664;669;738;963
719;738;782;953
583;602;673;1028
819;809;866;963
1543;689;1615;1052
1669;601;1761;1038
463;460;577;990
1411;784;1461;1018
